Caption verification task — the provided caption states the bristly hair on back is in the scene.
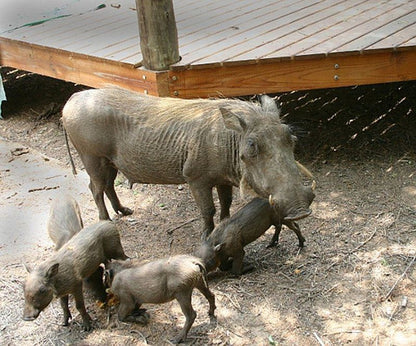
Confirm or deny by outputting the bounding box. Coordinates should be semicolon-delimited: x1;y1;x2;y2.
101;88;270;126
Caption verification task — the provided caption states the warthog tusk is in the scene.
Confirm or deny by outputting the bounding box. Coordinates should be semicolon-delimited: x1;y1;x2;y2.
269;195;274;206
296;160;317;190
295;160;314;179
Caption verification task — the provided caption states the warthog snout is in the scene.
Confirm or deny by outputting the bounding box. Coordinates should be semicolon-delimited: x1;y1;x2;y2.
269;185;315;221
283;207;312;222
23;315;37;321
23;308;40;321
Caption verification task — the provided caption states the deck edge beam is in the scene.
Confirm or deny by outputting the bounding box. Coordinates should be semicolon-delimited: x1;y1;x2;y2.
0;37;170;97
168;49;416;98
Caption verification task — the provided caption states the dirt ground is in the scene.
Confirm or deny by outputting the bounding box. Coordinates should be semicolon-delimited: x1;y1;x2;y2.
0;67;415;345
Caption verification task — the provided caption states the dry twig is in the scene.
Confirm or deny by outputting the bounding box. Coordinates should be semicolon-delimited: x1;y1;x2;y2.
166;218;198;235
28;185;60;193
217;291;243;313
383;255;416;301
313;332;325;346
326;228;377;271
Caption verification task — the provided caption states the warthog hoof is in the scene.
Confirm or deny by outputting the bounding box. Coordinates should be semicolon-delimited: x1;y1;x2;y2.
118;207;133;216
129;308;150;324
266;240;278;248
82;319;92;331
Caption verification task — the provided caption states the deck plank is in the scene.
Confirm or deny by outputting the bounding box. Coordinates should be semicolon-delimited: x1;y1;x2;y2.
2;10;98;38
173;0;216;17
4;7;125;41
176;0;295;49
367;21;416;50
334;10;416;53
225;0;371;62
117;0;286;62
47;10;135;49
299;1;413;56
176;0;254;29
184;0;358;65
36;14;135;54
261;0;391;59
176;0;324;66
65;17;138;55
176;0;264;32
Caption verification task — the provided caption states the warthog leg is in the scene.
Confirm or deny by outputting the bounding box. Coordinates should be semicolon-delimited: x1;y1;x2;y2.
84;267;107;303
216;185;233;220
81;153;132;220
231;249;245;275
188;182;216;238
103;165;133;217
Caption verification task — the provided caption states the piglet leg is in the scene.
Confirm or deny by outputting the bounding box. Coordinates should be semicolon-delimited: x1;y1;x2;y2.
73;284;92;331
174;289;196;344
267;224;282;248
118;297;148;324
60;295;71;326
231;249;245;276
286;221;305;248
196;280;216;317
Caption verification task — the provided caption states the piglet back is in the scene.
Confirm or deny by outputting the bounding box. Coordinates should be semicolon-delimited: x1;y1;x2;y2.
47;194;83;250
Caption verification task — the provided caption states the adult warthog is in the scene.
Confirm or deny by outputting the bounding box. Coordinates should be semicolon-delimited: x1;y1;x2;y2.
62;88;315;237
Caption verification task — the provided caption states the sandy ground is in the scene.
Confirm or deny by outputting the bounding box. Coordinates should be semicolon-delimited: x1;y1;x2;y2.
0;137;91;261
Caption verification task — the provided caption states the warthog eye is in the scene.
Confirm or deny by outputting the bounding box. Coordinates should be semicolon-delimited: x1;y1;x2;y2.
245;138;258;158
39;286;48;294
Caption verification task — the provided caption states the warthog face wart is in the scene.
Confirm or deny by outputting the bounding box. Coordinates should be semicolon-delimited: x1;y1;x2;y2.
221;95;315;222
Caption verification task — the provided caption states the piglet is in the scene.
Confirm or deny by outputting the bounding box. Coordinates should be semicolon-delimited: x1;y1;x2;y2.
23;221;128;330
197;197;305;275
106;255;216;344
47;194;107;302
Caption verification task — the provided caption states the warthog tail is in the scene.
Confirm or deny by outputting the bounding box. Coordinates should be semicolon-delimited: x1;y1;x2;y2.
63;126;77;175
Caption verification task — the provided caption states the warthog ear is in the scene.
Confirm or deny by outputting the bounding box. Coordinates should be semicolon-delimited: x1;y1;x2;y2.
220;107;247;132
45;263;59;281
259;95;280;117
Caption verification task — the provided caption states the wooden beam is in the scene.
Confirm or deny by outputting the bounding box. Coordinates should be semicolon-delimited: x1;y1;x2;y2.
0;37;169;96
168;49;416;98
135;0;179;71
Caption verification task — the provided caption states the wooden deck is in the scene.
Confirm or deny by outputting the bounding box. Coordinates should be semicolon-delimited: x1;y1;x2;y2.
1;0;415;98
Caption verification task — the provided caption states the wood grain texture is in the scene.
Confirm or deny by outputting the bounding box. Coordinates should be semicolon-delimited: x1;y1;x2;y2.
168;50;416;98
0;37;169;96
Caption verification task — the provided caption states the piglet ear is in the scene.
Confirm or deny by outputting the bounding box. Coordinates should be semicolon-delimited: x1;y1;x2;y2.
220;107;247;132
46;263;59;281
23;262;32;273
104;269;114;287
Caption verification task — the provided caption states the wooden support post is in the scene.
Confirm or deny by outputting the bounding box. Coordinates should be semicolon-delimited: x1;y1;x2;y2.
135;0;180;71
